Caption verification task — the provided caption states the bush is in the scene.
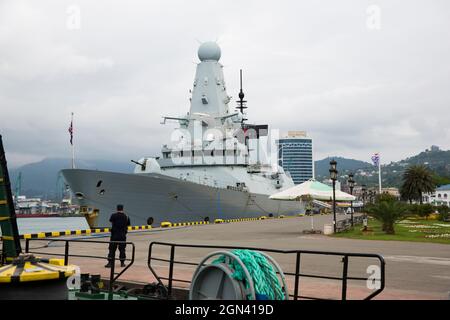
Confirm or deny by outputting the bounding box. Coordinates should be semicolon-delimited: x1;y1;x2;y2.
407;203;435;219
418;204;434;219
408;203;420;216
437;205;450;221
366;196;408;234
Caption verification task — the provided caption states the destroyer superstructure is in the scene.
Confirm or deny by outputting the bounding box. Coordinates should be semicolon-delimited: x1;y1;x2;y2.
62;42;303;227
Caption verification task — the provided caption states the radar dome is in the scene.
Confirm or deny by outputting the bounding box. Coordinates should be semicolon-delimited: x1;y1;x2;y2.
198;42;221;62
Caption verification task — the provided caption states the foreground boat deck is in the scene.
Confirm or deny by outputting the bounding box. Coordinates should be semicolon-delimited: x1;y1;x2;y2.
24;214;450;300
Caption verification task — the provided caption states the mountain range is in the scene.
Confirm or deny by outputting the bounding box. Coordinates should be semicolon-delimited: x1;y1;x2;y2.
7;146;450;200
315;146;450;188
9;158;133;199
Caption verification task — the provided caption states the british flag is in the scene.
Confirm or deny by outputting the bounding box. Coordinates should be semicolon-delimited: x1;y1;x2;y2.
371;153;380;167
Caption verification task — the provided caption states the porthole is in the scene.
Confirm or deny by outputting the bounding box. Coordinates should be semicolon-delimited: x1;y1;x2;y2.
204;217;210;222
75;192;84;200
147;217;154;225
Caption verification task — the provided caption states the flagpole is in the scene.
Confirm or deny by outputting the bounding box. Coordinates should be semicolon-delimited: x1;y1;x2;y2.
71;112;75;169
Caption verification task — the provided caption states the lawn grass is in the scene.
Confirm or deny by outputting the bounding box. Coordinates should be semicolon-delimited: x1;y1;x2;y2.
332;217;450;244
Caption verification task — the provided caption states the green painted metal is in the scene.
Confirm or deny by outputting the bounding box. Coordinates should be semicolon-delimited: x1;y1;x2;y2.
0;135;22;258
68;290;139;300
311;180;333;191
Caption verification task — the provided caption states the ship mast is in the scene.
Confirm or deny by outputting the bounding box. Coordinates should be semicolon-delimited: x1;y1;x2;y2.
236;69;247;123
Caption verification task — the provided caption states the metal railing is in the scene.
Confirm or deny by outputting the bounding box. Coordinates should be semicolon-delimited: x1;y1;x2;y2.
147;241;385;300
25;238;135;295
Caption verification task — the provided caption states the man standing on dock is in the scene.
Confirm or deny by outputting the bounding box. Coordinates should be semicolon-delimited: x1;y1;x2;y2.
105;204;130;268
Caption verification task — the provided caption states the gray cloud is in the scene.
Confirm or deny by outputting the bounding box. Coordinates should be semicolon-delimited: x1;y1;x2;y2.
1;0;449;168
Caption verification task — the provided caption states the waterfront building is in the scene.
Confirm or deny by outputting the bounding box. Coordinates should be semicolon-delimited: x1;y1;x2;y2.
277;131;314;184
423;184;450;206
381;187;400;199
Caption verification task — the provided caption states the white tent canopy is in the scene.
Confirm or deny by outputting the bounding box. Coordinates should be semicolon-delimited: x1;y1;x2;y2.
269;179;356;201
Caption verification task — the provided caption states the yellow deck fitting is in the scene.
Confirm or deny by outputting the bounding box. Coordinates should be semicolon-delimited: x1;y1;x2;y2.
160;222;172;228
0;255;77;283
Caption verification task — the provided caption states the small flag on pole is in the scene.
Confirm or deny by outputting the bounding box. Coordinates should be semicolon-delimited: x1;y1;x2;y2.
371;153;380;167
68;112;75;169
68;115;73;145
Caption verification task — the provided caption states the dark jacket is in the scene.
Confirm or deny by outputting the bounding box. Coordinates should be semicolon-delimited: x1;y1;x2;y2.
109;212;131;240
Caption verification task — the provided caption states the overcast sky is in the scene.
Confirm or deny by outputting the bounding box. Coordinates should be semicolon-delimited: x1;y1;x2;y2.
1;0;449;168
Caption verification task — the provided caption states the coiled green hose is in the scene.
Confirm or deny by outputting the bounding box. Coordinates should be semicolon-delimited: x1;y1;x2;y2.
213;249;285;300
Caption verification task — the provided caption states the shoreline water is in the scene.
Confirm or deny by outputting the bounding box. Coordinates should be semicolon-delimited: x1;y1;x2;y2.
0;217;90;235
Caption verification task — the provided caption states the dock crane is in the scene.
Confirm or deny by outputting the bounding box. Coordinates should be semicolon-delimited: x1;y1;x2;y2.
0;135;22;261
0;135;77;300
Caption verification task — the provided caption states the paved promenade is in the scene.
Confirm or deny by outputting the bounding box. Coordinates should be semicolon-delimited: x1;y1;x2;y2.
26;214;450;300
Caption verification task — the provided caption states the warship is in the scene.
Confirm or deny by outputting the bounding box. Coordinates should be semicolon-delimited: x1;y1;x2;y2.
61;42;304;227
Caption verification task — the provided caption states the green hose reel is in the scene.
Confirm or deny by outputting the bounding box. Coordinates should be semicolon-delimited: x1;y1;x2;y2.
189;249;288;300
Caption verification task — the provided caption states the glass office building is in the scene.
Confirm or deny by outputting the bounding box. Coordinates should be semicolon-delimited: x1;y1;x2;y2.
277;131;314;184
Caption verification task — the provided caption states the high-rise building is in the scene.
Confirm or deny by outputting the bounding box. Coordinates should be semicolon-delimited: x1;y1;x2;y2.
277;131;314;184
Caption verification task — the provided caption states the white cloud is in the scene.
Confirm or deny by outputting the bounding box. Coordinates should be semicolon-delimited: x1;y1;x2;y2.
0;1;114;81
0;0;449;167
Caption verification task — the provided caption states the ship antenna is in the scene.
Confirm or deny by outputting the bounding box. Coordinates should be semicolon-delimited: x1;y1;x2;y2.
236;69;247;122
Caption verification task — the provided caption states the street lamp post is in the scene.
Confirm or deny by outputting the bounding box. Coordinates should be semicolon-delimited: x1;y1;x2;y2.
348;173;355;227
361;184;367;211
329;159;338;233
361;185;368;231
369;190;375;204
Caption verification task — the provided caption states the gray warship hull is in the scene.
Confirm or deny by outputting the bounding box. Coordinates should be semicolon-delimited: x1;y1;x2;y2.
61;169;304;227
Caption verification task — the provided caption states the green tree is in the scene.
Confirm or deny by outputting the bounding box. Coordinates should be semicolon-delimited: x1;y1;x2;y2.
409;203;434;219
432;174;450;187
367;194;408;234
437;205;449;221
400;165;436;204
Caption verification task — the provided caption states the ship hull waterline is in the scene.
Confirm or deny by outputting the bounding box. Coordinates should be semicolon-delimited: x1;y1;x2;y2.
61;169;305;227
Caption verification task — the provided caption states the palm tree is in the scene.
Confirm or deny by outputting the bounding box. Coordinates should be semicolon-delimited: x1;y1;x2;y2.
400;165;436;204
367;195;408;234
